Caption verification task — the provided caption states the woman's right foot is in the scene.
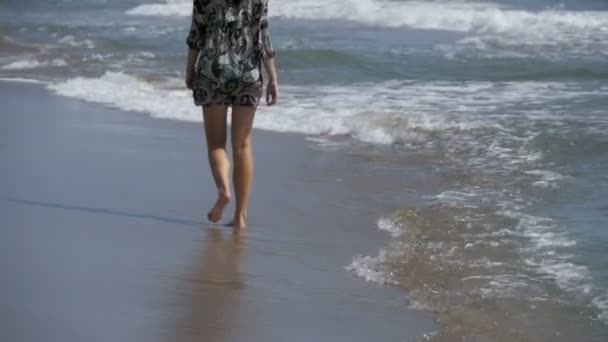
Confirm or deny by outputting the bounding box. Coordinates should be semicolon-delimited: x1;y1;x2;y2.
231;213;248;230
207;192;231;223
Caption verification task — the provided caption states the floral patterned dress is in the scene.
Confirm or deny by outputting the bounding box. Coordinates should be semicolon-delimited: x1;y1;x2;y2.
187;0;274;107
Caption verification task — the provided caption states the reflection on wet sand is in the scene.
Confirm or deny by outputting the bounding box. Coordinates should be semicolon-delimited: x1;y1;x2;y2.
174;227;245;342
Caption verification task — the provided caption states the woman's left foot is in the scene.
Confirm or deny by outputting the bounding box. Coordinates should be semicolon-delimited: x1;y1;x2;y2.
207;192;231;223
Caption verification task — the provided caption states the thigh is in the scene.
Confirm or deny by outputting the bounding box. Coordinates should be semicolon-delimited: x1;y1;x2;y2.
230;106;256;149
203;105;229;148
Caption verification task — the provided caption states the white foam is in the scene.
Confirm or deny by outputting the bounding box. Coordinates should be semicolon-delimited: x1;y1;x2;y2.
592;292;608;323
0;77;47;84
304;136;346;149
525;258;591;292
48;72;200;122
125;0;608;61
420;331;439;341
481;275;531;297
126;0;191;17
45;73;499;139
280;0;608;50
58;35;95;49
524;170;565;188
377;215;403;237
498;210;589;293
257;80;573;144
86;54;114;62
1;58;67;70
424;185;596;300
408;297;431;311
138;52;156;59
126;0;608;37
431;190;479;208
346;250;395;285
1;59;42;70
45;71;608;186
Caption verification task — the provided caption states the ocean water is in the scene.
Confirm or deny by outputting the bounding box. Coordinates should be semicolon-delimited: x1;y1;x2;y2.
1;0;607;340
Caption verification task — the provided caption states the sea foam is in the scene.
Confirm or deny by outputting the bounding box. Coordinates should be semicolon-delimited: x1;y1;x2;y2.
377;215;404;237
593;292;608;323
1;58;67;70
346;249;395;285
126;0;192;16
128;0;608;40
47;72;608;149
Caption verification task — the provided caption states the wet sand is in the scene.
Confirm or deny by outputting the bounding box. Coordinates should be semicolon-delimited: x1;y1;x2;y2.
0;81;436;342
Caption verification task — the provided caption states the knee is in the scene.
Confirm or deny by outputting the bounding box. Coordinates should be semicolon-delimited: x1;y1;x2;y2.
207;140;227;152
232;139;251;155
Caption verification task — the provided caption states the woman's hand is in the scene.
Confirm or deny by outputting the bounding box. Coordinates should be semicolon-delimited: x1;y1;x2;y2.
185;48;199;90
262;54;278;106
266;81;278;106
185;67;196;90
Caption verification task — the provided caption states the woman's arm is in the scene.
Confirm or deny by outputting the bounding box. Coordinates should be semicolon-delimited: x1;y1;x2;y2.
186;48;199;90
260;0;278;105
263;57;278;106
185;1;205;90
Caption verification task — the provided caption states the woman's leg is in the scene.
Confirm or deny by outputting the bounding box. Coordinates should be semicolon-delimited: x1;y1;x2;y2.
203;105;231;223
230;105;256;229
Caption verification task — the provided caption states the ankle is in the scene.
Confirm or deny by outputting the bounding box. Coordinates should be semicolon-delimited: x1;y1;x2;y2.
218;189;231;200
234;211;247;221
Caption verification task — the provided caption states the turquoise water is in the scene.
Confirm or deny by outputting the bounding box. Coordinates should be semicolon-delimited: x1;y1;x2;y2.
1;0;607;340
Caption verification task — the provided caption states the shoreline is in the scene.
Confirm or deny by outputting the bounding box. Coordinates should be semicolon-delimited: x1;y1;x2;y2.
1;80;438;341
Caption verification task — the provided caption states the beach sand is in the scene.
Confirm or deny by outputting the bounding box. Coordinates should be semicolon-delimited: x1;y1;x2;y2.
0;81;437;342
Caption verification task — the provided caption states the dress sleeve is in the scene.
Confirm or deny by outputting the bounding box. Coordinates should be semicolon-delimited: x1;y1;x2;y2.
186;0;206;50
260;0;275;59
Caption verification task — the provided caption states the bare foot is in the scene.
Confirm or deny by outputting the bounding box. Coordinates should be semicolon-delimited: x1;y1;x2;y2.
207;192;231;223
231;213;248;230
